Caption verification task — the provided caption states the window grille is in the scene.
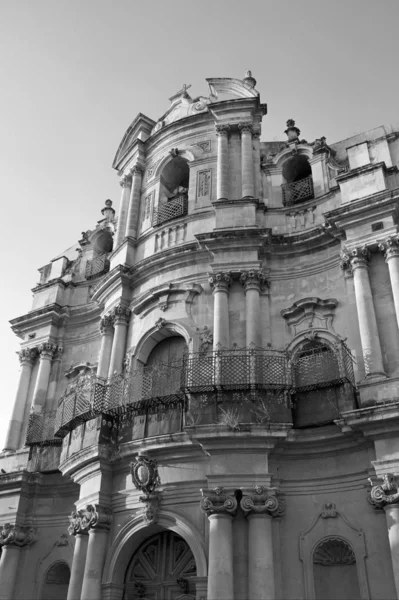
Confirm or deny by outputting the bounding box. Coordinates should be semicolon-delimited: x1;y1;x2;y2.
152;194;188;227
85;255;110;280
282;175;314;206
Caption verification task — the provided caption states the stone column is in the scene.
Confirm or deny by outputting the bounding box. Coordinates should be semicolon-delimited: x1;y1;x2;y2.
240;270;268;347
253;127;262;200
67;511;89;600
45;345;63;409
241;486;284;600
239;122;255;199
80;504;112;600
125;165;143;240
97;315;114;380
379;235;399;331
3;348;37;451
209;273;231;350
201;488;237;600
0;524;34;600
31;343;57;412
340;247;385;377
370;474;399;598
115;175;132;248
108;305;131;378
215;124;230;201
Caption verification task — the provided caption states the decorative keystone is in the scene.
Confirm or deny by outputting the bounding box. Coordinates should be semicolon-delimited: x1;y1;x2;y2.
240;485;284;517
369;473;399;508
239;270;268;291
200;487;238;516
0;523;35;547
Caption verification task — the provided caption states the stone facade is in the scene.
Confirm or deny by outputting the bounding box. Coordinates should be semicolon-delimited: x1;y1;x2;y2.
1;72;399;599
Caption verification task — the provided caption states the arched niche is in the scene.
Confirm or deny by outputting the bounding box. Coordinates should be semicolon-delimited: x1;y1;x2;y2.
101;510;207;600
33;534;73;600
313;537;361;600
299;505;370;600
42;560;71;600
132;321;192;366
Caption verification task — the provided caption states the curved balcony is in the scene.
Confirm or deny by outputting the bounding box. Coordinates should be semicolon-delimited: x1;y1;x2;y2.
26;344;356;445
282;175;314;206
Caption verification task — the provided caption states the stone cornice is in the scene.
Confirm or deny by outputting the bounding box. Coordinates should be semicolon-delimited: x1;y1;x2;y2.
335;160;391;183
31;278;69;294
10;303;64;337
336;397;399;439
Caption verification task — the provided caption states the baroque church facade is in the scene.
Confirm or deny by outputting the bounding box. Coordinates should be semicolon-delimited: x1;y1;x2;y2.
1;72;399;600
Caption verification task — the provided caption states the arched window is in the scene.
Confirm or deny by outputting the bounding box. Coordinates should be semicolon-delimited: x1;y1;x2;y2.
42;561;70;600
313;538;361;600
281;155;314;206
153;156;190;226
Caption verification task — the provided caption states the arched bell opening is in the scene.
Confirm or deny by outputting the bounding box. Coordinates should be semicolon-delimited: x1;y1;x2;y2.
154;156;190;226
42;561;70;600
124;530;197;600
313;537;361;600
281;154;314;206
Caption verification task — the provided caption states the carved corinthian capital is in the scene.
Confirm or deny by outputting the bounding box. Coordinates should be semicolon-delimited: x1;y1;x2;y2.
38;342;57;359
112;304;131;325
240;270;268;292
84;504;112;530
200;487;238;516
119;174;132;188
208;272;231;293
369;473;399;508
339;246;370;273
240;485;284;517
378;235;399;262
100;314;114;335
215;124;230;137
18;347;37;366
68;510;88;536
238;122;253;135
0;523;35;547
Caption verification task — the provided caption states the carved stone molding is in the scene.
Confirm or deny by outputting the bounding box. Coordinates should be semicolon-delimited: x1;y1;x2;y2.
378;235;399;262
19;347;38;366
340;246;370;274
112;304;131;325
208;272;231;293
0;523;35;547
140;494;160;524
239;270;268;292
215;124;230;137
281;297;338;335
240;485;284;518
100;314;114;335
238;122;253;135
154;317;166;330
369;473;399;508
200;487;238;517
320;502;338;518
313;537;356;566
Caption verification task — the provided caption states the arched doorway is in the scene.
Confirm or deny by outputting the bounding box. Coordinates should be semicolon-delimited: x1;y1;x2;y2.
42;561;70;600
313;537;361;600
124;531;197;599
145;335;187;399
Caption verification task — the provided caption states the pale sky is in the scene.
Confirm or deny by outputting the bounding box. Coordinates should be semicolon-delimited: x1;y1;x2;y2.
1;0;399;448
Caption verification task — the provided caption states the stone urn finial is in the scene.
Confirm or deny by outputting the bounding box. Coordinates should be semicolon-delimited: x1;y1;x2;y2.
101;199;115;221
285;119;301;142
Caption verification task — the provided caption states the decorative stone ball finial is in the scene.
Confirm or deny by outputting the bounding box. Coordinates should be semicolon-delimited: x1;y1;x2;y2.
243;70;257;89
101;199;115;221
285;119;301;141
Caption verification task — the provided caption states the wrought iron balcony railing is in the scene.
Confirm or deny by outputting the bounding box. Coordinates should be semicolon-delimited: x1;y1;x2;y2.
152;194;188;227
282;175;314;206
30;342;356;444
26;410;61;446
85;255;110;280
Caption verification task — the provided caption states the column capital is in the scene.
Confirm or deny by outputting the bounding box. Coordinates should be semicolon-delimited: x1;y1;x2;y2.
38;342;58;359
18;347;37;366
208;272;231;292
200;487;238;517
119;174;132;188
340;246;370;273
369;473;399;508
84;504;112;531
378;235;399;261
239;270;269;291
240;485;285;518
112;304;131;325
0;523;35;547
68;510;89;536
215;123;230;137
100;314;114;335
238;122;253;134
130;164;143;176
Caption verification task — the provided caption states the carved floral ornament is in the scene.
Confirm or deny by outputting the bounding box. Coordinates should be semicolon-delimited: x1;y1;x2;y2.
208;272;231;292
215;123;230;137
18;347;38;365
339;246;370;274
238;122;253;135
378;235;399;261
369;473;399;508
239;270;269;291
68;504;112;536
0;523;35;547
